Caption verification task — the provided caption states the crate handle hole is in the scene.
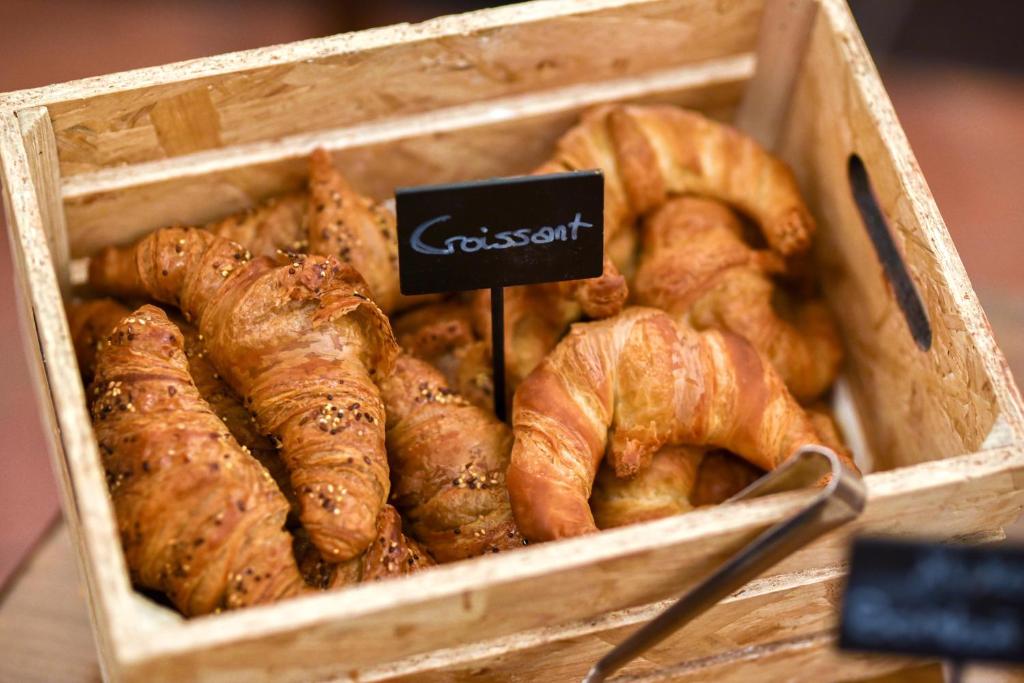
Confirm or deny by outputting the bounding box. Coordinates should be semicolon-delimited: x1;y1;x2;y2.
847;153;932;350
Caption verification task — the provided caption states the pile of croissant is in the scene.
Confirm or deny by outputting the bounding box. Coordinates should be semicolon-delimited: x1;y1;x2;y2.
69;104;856;617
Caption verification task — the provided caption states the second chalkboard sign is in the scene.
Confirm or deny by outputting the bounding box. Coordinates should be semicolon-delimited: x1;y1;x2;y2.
395;171;604;295
840;537;1024;664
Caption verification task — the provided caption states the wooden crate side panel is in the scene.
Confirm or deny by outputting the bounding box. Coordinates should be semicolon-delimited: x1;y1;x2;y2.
629;632;924;683
115;448;1024;682
59;56;750;259
734;0;817;148
0;109;135;680
375;633;921;682
17;108;70;294
0;0;762;177
778;0;1024;470
363;566;846;682
393;527;995;682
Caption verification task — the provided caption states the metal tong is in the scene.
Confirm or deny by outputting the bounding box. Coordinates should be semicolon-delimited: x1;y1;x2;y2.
584;445;867;683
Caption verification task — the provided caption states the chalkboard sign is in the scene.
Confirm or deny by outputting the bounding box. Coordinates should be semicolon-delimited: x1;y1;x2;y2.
395;171;604;295
840;537;1024;663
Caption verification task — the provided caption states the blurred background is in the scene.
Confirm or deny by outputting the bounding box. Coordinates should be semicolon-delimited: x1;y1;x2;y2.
0;0;1021;678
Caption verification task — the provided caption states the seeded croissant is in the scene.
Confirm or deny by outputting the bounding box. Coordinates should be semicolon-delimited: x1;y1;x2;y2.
205;192;309;257
297;505;435;588
508;307;856;542
89;305;307;615
88;228;398;561
68;298;135;385
69;298;295;513
307;149;438;314
182;151;431;316
382;354;524;561
635;196;841;400
392;299;495;411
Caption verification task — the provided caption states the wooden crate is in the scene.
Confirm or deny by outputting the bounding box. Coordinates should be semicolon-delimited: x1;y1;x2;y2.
2;0;1022;680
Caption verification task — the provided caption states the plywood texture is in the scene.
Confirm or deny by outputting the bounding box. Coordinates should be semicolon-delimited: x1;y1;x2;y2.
17;107;70;292
60;57;751;258
0;0;763;177
3;523;983;683
778;0;1024;470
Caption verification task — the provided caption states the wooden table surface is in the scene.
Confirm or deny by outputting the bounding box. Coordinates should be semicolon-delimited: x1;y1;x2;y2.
0;523;100;683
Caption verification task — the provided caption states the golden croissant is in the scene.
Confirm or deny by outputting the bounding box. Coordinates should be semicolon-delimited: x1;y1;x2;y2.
473;256;628;398
591;448;767;529
689;451;764;507
89;305;307;615
635;196;842;400
475;101;815;399
308;149;407;314
590;445;702;529
549;104;815;258
382;354;524;561
88;227;398;561
507;307;856;542
689;408;849;507
195;150;431;315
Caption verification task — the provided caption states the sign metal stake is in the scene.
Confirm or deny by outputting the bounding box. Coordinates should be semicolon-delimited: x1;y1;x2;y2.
491;286;507;422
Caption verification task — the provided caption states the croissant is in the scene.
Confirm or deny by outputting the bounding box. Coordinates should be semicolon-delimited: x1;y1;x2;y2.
182;151;428;315
473;255;628;397
297;505;435;589
592;404;853;528
90;305;306;615
69;298;296;513
590;445;702;529
591;446;775;528
307;149;438;314
88;228;398;561
307;149;399;308
689;407;851;507
392;299;495;411
382;354;524;561
508;307;855;541
689;451;764;507
175;316;296;512
205;192;308;257
635;196;842;400
68;298;134;384
549;104;815;258
392;299;477;373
